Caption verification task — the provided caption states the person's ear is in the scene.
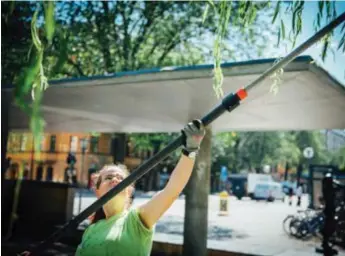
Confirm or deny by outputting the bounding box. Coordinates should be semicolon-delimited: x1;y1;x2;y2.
91;173;101;196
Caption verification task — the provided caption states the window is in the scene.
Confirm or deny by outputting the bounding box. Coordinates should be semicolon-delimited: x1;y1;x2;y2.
70;136;78;153
8;133;21;152
21;134;28;151
39;135;45;151
90;136;99;153
49;135;56;152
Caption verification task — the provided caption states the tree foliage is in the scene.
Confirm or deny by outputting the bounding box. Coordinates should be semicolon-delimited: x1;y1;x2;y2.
129;129;344;175
3;0;344;150
2;1;274;147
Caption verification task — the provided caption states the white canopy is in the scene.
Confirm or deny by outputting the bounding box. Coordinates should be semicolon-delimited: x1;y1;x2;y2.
5;56;345;132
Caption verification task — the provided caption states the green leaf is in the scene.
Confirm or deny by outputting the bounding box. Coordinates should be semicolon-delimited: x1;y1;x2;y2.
207;0;215;9
318;0;324;18
332;1;337;19
31;9;42;51
272;1;280;24
249;5;257;24
281;20;285;39
297;12;302;34
15;49;42;98
292;1;304;34
244;1;251;14
225;1;232;28
44;1;55;44
338;33;345;51
202;4;210;24
277;29;281;47
292;7;296;33
316;12;321;29
325;0;331;19
341;22;345;33
321;40;329;61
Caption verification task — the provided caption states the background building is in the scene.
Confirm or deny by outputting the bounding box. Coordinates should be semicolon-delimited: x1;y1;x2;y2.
323;129;345;151
5;133;141;186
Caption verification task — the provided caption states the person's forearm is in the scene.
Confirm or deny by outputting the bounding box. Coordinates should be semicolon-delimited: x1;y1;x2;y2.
164;154;195;197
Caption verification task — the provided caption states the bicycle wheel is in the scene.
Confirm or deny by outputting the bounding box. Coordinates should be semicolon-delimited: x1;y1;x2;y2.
283;215;295;236
289;219;304;238
296;220;310;239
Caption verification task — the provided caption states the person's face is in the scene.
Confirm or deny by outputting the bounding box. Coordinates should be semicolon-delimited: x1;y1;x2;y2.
95;168;133;207
96;169;126;196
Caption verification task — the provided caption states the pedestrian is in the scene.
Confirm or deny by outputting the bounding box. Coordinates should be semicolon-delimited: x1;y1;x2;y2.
296;184;302;207
288;186;294;206
76;120;205;256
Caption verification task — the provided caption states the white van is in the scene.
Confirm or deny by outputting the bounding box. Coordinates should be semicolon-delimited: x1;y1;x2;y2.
253;182;284;201
247;173;273;198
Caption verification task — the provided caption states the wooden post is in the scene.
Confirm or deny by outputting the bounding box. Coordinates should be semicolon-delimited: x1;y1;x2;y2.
183;126;212;256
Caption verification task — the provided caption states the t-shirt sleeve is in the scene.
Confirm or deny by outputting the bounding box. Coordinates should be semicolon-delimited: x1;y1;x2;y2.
125;208;154;240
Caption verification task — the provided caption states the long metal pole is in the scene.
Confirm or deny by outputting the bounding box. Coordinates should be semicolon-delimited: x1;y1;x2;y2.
24;12;345;255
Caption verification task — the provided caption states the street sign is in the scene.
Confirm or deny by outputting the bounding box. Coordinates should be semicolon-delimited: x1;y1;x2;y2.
303;147;314;159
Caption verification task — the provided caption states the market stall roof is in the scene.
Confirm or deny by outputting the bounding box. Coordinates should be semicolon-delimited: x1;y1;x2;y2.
4;56;345;133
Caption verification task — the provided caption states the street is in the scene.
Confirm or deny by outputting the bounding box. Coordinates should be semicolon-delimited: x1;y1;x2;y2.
73;191;345;256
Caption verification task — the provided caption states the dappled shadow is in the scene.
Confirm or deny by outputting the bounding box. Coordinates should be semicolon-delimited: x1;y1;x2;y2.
155;215;248;241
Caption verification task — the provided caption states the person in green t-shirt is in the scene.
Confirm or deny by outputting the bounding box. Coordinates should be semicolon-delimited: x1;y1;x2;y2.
75;119;205;256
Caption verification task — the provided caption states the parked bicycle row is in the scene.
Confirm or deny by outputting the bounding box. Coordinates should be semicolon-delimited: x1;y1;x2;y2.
283;202;345;248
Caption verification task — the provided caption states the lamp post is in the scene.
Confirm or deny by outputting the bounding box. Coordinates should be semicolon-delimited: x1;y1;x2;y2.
304;146;314;209
78;138;89;214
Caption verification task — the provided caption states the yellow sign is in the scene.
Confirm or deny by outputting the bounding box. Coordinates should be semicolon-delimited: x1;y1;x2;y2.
218;190;229;216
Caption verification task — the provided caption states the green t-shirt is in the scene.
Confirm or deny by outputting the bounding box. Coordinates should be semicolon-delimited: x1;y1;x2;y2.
75;208;154;256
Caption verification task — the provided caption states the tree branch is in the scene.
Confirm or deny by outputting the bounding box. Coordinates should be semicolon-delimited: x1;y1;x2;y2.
92;1;113;73
156;23;185;66
130;2;160;68
120;1;136;71
67;57;85;76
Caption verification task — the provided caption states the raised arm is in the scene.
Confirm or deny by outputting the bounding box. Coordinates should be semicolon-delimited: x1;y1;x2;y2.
138;120;205;229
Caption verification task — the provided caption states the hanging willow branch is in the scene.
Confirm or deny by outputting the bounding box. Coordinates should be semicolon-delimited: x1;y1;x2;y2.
203;0;258;99
205;0;345;96
14;2;55;151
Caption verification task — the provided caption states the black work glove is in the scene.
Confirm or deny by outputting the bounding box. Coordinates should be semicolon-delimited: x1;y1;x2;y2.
181;119;205;154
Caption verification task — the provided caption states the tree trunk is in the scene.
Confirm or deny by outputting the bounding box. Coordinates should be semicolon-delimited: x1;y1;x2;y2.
183;126;212;256
112;133;127;164
296;163;303;186
284;162;290;181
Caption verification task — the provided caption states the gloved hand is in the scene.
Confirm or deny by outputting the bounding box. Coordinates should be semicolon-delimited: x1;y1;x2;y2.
181;119;205;154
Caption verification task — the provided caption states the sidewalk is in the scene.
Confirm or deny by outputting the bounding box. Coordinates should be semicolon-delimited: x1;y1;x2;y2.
74;190;345;256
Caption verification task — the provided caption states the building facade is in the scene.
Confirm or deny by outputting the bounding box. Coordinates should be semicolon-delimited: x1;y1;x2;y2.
324;129;345;152
5;132;141;186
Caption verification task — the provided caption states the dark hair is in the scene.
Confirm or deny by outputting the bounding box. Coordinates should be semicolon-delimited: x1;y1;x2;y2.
90;164;135;224
92;208;107;224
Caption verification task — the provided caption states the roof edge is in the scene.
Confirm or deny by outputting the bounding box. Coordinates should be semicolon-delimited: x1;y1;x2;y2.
2;56;314;90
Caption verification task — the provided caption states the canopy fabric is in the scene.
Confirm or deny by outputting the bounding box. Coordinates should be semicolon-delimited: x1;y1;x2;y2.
5;56;345;132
